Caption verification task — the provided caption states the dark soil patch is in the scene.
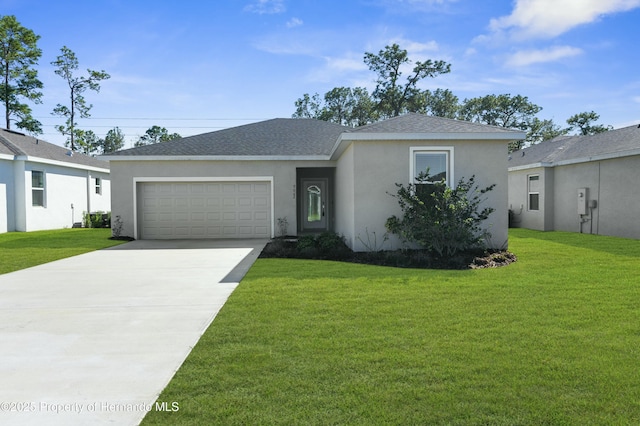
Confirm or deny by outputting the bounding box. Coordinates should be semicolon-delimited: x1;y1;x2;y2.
109;236;136;241
260;238;516;270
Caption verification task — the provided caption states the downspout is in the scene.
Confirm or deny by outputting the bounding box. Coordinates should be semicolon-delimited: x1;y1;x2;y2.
596;162;601;235
86;170;91;217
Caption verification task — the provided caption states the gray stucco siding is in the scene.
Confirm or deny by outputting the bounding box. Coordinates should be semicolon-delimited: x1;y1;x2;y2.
342;138;509;252
109;159;330;239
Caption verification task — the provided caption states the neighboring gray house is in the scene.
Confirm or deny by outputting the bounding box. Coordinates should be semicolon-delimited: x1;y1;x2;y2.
508;124;640;239
0;129;111;233
104;113;525;251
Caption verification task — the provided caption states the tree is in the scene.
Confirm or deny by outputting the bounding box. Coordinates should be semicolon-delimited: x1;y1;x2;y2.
422;88;459;119
458;94;543;151
75;129;101;155
134;125;181;147
51;46;110;151
293;87;377;127
527;117;568;145
293;93;322;120
101;127;125;154
0;15;43;133
566;111;612;135
364;43;451;118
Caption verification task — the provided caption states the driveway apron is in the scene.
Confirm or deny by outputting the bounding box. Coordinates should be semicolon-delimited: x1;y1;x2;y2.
0;239;266;426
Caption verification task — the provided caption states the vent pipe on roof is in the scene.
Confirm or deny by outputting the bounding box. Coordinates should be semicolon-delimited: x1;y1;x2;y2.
66;150;73;157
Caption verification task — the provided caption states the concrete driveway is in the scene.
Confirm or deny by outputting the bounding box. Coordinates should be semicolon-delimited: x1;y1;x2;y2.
0;239;266;426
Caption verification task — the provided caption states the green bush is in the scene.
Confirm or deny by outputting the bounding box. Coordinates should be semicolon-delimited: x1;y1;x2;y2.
386;172;495;257
295;232;351;260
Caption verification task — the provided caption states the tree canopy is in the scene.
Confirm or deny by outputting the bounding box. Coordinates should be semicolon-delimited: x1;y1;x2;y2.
567;111;613;135
293;44;450;125
134;125;181;147
364;43;451;119
0;15;43;133
51;46;110;151
292;43;611;152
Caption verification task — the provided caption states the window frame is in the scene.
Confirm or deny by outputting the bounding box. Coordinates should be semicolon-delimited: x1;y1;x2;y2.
95;177;102;195
31;170;46;207
409;146;454;187
527;174;540;211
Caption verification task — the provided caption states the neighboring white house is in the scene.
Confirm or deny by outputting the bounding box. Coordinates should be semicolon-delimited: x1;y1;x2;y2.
508;124;640;239
103;114;525;251
0;128;111;233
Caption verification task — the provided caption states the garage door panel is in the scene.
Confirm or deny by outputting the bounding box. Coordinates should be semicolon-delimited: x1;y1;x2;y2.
140;181;270;239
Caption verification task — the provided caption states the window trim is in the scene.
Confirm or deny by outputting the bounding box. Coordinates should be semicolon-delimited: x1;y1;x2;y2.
31;170;46;207
95;177;102;195
527;174;540;211
409;146;454;187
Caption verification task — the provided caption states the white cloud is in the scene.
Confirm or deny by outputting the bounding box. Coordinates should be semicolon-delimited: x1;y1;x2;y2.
244;0;285;15
286;17;303;28
505;45;583;67
390;38;439;53
490;0;640;39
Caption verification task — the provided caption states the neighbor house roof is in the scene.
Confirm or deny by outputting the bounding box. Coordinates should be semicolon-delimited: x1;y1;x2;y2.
103;114;526;161
508;124;640;170
0;128;110;171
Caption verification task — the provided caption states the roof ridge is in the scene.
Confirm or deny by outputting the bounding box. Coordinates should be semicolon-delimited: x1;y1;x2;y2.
0;132;25;155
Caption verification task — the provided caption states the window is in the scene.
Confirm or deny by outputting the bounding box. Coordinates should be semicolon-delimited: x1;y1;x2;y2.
528;174;540;211
410;147;454;186
95;177;102;195
32;170;45;207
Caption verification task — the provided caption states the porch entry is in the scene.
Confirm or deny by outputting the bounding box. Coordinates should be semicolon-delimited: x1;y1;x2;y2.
297;168;334;233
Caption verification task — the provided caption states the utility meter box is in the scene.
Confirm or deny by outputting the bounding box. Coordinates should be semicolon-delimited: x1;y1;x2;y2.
577;188;588;215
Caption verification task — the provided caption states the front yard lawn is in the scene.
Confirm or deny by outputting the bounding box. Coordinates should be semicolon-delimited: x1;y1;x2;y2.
0;228;127;275
145;229;640;425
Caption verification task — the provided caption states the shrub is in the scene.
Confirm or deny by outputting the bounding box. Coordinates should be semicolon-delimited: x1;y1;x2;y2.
295;232;351;260
386;172;496;257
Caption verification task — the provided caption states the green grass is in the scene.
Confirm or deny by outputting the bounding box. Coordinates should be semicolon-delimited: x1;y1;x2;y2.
0;228;127;275
143;229;640;425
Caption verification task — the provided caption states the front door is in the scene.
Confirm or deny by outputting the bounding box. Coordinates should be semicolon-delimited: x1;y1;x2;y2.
301;178;328;231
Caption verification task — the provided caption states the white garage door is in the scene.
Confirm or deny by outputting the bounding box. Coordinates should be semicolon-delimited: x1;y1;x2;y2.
139;181;271;239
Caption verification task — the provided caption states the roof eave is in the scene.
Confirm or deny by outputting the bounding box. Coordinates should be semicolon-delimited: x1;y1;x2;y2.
14;155;110;173
101;154;331;161
508;147;640;171
330;131;526;160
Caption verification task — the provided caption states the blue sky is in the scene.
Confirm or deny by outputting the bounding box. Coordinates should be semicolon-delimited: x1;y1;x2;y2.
3;0;640;148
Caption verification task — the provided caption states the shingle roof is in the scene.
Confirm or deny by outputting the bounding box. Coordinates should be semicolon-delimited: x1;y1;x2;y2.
0;128;110;169
107;118;352;157
508;124;640;168
353;113;524;134
106;114;525;159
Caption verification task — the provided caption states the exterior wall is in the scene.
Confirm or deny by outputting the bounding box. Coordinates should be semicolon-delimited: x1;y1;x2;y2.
552;162;600;234
109;159;331;239
89;171;112;214
341;139;509;252
508;166;554;231
598;155;640;239
22;162;111;231
0;159;14;233
553;156;639;238
334;144;356;248
508;154;640;240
